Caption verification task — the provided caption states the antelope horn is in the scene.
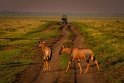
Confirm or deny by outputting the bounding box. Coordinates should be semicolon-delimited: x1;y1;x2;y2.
62;45;65;48
42;41;46;44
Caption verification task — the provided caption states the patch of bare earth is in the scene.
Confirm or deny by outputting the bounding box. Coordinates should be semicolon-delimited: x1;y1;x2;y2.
14;24;61;83
14;24;105;83
14;24;73;83
33;25;74;83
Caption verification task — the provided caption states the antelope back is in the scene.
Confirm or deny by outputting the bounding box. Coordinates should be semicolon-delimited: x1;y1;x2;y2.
43;46;52;61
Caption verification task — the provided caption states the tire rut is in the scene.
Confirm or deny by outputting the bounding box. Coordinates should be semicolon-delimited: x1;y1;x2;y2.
14;24;62;83
14;24;102;83
57;24;99;83
70;25;101;83
33;25;71;83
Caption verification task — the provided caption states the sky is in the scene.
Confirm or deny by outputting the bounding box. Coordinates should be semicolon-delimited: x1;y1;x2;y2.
0;0;124;13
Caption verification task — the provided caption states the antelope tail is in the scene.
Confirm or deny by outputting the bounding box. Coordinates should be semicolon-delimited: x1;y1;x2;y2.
49;51;52;60
91;53;94;61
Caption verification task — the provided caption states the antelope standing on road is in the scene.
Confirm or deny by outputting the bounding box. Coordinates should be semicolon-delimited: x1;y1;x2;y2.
39;41;52;72
59;46;100;74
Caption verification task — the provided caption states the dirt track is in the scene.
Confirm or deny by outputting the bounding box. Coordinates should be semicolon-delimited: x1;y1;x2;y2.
15;24;104;83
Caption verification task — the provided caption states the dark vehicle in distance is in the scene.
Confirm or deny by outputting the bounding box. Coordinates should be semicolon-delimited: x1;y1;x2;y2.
61;15;68;24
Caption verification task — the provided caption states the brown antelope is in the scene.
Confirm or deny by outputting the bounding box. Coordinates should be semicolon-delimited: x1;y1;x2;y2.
39;41;52;72
59;46;100;74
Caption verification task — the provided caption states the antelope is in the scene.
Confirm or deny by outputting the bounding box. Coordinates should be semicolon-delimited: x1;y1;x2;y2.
39;41;52;72
59;46;100;74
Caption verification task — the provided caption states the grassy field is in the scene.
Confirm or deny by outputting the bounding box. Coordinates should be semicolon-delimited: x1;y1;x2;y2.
0;17;61;83
0;16;124;83
74;18;124;82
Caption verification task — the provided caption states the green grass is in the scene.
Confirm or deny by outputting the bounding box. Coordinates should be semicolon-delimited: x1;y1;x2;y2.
60;53;70;68
0;17;61;83
0;48;21;62
73;18;124;82
59;28;74;69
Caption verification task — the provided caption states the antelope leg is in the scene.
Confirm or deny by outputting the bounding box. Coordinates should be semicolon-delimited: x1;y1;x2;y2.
46;61;49;71
85;63;90;74
66;61;71;72
44;61;47;72
77;59;83;74
42;61;47;72
95;60;100;71
47;61;51;72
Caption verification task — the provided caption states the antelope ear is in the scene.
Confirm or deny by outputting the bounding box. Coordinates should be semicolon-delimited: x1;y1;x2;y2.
62;45;65;48
39;40;41;43
39;38;43;43
39;38;42;41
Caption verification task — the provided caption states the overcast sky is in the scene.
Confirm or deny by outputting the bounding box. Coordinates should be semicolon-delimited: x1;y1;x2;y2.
0;0;124;13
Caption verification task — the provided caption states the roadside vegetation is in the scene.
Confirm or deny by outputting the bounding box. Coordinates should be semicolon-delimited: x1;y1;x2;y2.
59;26;74;68
74;18;124;82
0;17;61;83
1;16;124;83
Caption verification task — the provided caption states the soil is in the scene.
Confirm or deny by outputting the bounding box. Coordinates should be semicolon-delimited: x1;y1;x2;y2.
14;24;105;83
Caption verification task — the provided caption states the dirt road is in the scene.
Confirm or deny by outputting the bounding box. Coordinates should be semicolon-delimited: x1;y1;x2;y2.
33;25;71;83
15;24;103;83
